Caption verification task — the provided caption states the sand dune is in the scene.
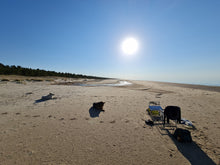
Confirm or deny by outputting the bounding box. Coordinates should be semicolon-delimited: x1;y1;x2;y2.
0;77;219;164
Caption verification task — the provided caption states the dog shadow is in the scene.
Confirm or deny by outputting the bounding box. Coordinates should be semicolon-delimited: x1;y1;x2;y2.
161;127;215;165
89;107;104;118
34;97;57;104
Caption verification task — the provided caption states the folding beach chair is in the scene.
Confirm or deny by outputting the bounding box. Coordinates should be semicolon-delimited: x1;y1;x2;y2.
147;101;164;123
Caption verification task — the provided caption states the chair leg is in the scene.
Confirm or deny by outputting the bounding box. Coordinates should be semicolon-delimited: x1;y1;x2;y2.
167;118;170;124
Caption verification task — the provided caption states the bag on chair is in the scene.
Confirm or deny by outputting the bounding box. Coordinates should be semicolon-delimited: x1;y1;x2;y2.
173;128;192;143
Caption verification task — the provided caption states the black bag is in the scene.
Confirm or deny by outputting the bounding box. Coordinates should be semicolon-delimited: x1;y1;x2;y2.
145;120;154;126
173;128;192;143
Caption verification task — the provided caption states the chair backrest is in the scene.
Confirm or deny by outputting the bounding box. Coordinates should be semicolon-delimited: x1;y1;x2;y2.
164;106;181;123
149;101;160;106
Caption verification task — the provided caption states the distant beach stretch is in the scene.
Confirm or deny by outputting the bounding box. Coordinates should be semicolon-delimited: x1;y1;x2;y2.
0;76;219;164
75;80;132;87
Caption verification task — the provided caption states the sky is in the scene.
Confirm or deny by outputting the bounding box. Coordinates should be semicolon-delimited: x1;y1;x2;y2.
0;0;220;85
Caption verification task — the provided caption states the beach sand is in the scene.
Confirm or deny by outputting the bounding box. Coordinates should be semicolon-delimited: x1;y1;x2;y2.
0;76;219;164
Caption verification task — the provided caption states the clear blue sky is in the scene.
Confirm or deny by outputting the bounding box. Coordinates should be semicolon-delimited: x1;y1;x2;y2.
0;0;219;85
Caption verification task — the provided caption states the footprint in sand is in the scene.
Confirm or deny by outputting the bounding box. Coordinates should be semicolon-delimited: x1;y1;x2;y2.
1;112;8;115
125;120;129;123
32;115;40;118
25;92;33;96
110;120;116;124
85;117;90;120
48;115;56;119
156;93;162;98
70;118;77;120
100;121;104;123
16;113;21;115
59;118;64;120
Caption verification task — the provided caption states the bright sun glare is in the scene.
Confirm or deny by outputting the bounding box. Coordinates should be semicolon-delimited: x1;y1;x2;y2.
121;37;139;55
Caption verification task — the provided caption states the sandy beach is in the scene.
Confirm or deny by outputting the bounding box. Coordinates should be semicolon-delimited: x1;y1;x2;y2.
0;76;219;165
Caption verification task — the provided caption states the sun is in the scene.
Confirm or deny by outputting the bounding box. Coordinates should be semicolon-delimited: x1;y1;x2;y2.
121;37;139;55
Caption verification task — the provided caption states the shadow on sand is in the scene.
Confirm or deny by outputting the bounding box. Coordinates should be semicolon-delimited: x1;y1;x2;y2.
89;107;104;118
160;127;215;165
34;98;57;104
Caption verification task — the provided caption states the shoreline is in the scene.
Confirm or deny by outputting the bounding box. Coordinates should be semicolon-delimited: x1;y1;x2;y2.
145;80;220;92
1;75;219;92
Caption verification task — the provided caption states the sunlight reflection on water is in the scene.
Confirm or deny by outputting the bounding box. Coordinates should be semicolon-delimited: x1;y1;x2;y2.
76;81;132;87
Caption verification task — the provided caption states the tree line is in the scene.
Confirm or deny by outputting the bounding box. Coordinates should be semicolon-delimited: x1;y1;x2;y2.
0;63;105;79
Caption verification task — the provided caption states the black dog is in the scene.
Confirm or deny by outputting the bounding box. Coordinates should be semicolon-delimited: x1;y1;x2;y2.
93;102;105;112
164;106;181;125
